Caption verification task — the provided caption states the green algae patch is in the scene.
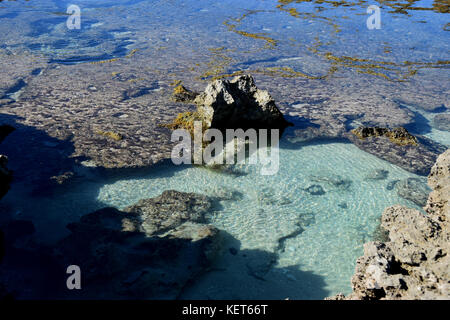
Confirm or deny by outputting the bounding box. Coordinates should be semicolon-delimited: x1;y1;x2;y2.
91;58;119;65
171;85;199;103
351;127;418;146
96;130;124;141
223;11;278;49
163;111;207;137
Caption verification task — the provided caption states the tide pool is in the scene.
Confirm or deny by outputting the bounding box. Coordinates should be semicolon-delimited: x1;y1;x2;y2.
94;141;422;298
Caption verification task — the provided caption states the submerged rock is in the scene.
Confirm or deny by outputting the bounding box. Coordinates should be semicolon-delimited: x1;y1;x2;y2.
386;180;399;191
304;184;325;196
432;114;450;132
338;202;348;209
123;190;212;235
329;149;450;300
50;171;74;185
347;128;446;176
395;177;431;207
351;127;418;146
309;174;352;191
365;169;389;181
55;190;221;299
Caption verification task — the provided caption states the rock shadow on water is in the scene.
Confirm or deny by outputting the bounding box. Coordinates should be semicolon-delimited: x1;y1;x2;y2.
180;230;329;300
0;114;84;196
399;107;432;136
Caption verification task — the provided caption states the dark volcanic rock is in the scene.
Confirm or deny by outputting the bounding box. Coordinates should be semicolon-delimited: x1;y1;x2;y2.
55;190;221;299
432;114;450;132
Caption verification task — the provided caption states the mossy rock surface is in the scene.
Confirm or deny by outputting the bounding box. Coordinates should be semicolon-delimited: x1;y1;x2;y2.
351;126;418;146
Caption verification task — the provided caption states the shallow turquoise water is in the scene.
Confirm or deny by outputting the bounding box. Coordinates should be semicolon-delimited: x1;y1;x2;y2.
0;139;425;298
0;0;448;299
95;141;422;298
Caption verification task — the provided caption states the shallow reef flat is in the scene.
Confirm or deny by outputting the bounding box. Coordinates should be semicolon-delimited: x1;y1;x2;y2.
0;0;448;175
0;0;449;300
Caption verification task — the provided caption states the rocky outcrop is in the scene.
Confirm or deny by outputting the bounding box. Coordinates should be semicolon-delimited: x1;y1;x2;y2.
329;149;450;300
433;114;450;132
168;75;291;133
194;75;290;130
55;190;221;299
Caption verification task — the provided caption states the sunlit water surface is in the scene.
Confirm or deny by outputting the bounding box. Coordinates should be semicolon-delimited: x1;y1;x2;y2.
0;0;449;299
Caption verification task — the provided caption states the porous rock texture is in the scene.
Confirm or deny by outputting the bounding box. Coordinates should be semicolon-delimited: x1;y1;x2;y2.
328;149;449;300
174;74;291;130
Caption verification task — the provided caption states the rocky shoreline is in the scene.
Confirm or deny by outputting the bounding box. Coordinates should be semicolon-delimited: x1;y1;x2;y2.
328;149;449;300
